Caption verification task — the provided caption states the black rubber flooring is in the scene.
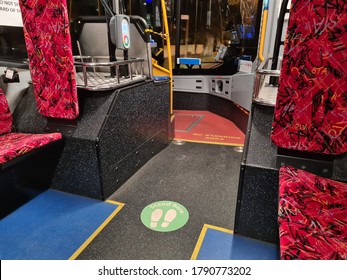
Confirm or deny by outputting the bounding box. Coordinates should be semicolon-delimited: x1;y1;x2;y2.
76;142;242;259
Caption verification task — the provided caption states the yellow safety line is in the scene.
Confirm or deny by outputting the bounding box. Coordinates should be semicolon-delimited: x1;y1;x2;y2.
191;224;233;260
173;138;244;147
191;225;208;260
68;200;125;260
105;199;123;205
204;224;234;234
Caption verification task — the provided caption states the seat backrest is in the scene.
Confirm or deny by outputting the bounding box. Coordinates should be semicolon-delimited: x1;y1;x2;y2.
0;88;12;135
271;0;347;155
19;0;79;119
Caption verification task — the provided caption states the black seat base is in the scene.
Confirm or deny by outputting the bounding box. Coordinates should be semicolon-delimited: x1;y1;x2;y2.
0;140;63;219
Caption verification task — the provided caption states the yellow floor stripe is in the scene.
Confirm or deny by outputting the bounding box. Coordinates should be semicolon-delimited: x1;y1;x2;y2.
105;199;123;205
69;200;125;260
204;224;233;234
174;138;244;147
191;225;208;260
190;224;233;260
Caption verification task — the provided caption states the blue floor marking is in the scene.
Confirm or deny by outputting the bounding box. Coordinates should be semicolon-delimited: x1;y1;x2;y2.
0;189;119;260
197;228;279;260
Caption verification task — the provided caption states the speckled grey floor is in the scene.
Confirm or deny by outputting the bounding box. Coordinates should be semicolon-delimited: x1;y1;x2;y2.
76;142;243;259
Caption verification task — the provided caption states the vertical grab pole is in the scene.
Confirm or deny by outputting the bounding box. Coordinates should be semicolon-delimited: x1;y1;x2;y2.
101;0;117;77
271;0;290;70
160;0;173;115
270;0;290;85
258;0;269;62
174;0;181;69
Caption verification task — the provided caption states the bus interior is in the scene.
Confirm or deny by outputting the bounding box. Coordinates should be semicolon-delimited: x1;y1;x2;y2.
0;0;346;260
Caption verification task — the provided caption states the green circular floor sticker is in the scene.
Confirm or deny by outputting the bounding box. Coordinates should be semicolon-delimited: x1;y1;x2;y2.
141;201;189;232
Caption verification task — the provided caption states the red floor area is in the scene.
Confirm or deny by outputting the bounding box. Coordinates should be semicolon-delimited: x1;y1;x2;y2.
174;110;245;146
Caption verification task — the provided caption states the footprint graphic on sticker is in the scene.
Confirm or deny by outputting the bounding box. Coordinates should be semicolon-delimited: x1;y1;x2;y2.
150;208;163;228
161;209;177;228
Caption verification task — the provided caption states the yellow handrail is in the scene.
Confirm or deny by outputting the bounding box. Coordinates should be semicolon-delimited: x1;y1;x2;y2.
159;0;173;115
258;1;269;62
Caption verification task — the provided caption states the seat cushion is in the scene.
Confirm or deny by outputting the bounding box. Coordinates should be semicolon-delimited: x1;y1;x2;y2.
278;166;347;259
0;89;12;135
0;132;62;165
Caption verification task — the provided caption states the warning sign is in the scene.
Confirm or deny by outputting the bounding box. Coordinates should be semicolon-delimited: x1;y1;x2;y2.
0;0;23;27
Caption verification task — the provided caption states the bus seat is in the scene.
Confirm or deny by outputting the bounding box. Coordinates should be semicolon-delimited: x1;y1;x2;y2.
0;68;32;113
19;0;79;120
0;88;62;167
0;88;12;135
278;166;347;260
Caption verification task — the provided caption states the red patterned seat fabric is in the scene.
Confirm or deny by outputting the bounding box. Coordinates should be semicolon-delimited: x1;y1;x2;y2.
0;132;62;165
278;166;347;259
19;0;79;119
271;0;347;155
1;88;62;165
0;89;12;135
